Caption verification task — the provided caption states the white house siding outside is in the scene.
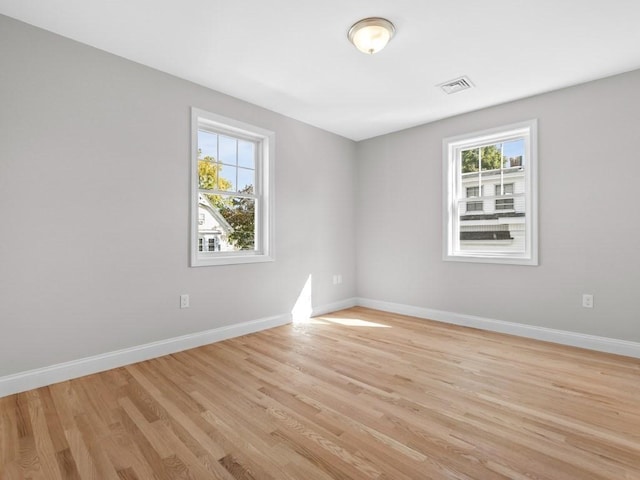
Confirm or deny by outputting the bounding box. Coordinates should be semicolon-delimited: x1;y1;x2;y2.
197;194;235;253
459;167;525;253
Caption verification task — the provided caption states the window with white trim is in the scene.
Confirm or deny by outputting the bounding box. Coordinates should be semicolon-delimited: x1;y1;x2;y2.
443;120;538;265
465;185;483;213
495;183;514;210
191;108;274;266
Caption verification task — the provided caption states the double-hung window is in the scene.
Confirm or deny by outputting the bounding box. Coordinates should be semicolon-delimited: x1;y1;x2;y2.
466;185;483;212
443;120;538;265
191;108;274;266
495;183;514;210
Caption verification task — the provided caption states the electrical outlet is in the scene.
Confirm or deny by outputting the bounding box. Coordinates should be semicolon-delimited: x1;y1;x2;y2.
180;294;190;309
582;294;593;308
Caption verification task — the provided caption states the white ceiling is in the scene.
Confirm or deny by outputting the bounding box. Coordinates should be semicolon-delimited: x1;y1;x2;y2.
2;0;640;141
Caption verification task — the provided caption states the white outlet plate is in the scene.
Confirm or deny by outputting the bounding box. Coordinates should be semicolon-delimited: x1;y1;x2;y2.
180;294;190;309
582;294;593;308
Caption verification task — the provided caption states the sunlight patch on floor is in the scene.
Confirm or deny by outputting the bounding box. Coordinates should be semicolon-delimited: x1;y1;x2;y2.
291;274;390;328
313;316;391;328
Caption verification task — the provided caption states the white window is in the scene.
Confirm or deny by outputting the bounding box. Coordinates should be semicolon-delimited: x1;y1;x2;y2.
495;183;514;210
465;185;483;212
443;120;538;265
191;108;274;266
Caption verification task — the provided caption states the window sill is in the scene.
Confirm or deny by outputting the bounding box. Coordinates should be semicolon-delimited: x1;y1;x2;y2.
444;252;538;266
191;252;275;267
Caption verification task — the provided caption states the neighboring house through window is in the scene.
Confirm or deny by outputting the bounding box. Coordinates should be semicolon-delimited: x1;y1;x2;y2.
443;120;538;265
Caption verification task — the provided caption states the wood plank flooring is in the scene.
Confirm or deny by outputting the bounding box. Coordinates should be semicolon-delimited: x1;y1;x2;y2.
1;307;639;479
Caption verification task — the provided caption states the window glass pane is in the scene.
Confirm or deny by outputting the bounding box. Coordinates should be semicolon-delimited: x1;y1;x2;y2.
198;195;230;252
503;139;525;168
238;168;254;193
198;130;218;160
198;194;255;252
461;147;479;173
480;143;503;172
218;196;256;251
219;135;237;166
218;165;237;192
238;140;255;169
462;145;505;173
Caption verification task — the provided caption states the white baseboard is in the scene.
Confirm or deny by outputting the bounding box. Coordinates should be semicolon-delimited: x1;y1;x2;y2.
5;295;638;398
356;297;640;359
0;313;291;398
312;297;358;316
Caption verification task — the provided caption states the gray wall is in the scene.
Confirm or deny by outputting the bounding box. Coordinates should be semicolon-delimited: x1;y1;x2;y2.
2;13;639;381
356;69;640;342
0;16;357;376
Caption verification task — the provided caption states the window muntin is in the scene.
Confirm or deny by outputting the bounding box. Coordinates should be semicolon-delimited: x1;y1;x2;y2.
191;108;274;267
443;120;538;265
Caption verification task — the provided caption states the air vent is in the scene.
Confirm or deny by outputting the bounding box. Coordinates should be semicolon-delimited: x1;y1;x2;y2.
439;76;474;94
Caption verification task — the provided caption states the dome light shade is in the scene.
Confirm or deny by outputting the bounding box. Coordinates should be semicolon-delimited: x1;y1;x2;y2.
348;17;395;55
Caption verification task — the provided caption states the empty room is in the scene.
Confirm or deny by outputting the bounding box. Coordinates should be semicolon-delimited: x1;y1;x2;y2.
1;1;639;479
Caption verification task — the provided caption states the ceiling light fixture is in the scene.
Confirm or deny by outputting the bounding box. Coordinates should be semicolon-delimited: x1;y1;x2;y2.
348;17;395;55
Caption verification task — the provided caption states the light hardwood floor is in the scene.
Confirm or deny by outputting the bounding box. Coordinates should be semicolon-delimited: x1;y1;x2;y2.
1;307;639;479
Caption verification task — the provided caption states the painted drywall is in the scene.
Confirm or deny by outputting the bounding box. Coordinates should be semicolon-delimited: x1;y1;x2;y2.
356;69;640;342
0;15;357;377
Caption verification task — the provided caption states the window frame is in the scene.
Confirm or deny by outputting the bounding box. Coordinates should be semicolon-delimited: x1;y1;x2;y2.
442;119;538;266
190;108;275;267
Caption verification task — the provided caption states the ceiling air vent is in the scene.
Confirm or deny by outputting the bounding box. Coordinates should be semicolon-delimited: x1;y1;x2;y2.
439;76;473;94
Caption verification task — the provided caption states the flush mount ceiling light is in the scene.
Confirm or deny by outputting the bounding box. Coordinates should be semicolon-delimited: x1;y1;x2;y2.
348;17;395;55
